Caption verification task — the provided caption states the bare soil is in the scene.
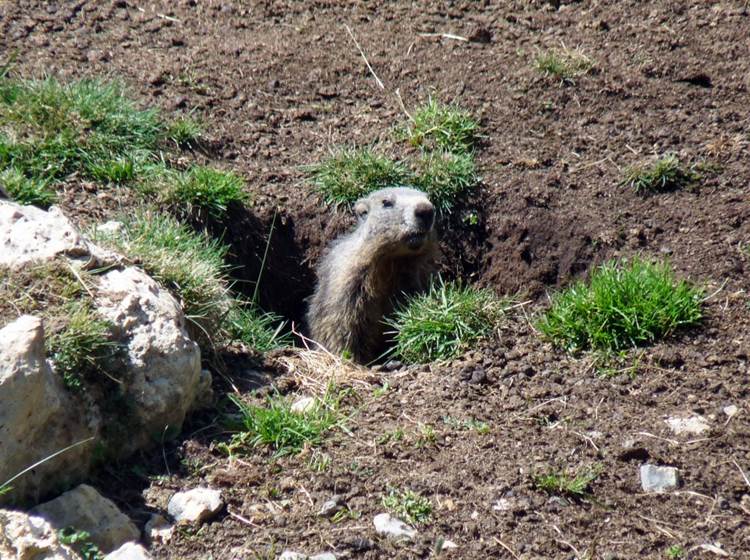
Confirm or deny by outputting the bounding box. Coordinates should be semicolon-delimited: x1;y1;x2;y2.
3;1;750;558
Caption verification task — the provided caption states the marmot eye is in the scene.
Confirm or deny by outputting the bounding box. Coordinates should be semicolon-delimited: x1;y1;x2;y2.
382;199;393;208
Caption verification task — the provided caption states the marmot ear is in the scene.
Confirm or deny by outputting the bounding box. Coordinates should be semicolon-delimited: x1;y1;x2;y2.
354;200;370;220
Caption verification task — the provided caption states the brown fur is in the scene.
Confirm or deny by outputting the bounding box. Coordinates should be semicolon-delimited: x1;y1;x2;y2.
307;187;438;363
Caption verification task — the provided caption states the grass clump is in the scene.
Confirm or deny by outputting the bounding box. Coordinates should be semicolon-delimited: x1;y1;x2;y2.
167;166;247;220
533;465;601;500
666;545;686;559
223;390;342;458
413;150;477;213
382;487;432;525
225;302;292;352
404;98;478;154
0;167;56;207
0;76;162;185
308;147;411;207
535;47;595;82
46;303;118;391
537;258;703;353
93;212;231;338
622;153;697;194
166;116;202;148
385;278;505;363
58;527;104;560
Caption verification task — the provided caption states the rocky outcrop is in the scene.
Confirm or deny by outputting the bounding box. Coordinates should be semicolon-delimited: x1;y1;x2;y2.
0;201;205;505
0;509;81;560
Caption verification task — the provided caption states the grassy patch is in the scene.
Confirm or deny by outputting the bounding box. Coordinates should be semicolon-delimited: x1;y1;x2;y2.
166;115;202;148
0;167;56;207
93;212;231;340
535;47;595;82
533;465;601;499
403;98;479;154
307;147;411;207
47;302;118;391
166;165;247;220
382;487;432;525
622;153;697;194
412;150;477;213
223;390;342;458
537;258;703;353
224;302;292;352
0;76;162;185
385;278;506;363
666;545;686;559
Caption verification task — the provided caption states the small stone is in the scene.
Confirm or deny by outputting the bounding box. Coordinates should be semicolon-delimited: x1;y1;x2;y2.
96;220;124;236
144;513;173;544
441;539;458;549
640;464;679;492
167;487;224;523
291;396;317;414
665;415;709;436
373;513;417;541
279;552;336;560
105;542;153;560
317;495;344;517
723;405;738;418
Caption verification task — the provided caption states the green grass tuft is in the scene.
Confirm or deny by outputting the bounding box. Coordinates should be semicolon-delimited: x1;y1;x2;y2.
225;302;292;352
534;48;595;82
308;147;411;207
0;167;56;207
533;465;601;499
47;302;118;391
167;166;247;220
412;150;477;213
58;527;104;560
382;487;432;525
166;116;202;148
622;153;697;194
404;98;479;154
385;278;506;363
537;258;703;353
223;390;342;458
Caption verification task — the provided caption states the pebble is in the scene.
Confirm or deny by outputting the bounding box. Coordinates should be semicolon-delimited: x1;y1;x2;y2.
167;487;224;523
144;513;173;544
291;396;317;414
664;415;709;436
640;464;679;492
723;405;738;418
373;513;417;541
104;542;152;560
317;495;344;518
279;552;336;560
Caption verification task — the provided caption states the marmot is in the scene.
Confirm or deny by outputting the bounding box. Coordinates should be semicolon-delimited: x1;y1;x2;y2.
307;186;438;363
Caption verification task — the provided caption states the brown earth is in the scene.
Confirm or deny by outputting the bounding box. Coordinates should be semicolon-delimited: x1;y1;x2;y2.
2;1;750;558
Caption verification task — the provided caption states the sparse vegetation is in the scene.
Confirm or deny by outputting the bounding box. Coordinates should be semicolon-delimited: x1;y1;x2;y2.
223;389;343;458
537;258;703;353
622;153;697;194
0;167;56;207
386;278;506;363
533;465;601;499
413;150;478;213
167;165;247;220
46;302;118;391
535;47;595;82
58;527;104;560
167;115;202;148
414;423;437;448
382;487;432;525
307;147;411;207
666;545;686;559
443;416;490;435
224;302;292;352
403;97;479;154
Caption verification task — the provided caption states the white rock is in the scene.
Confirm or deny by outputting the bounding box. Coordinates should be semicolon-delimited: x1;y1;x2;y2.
96;221;124;236
664;415;709;436
291;396;317;414
167;488;224;523
105;542;152;560
0;509;81;560
441;539;458;549
144;513;173;544
31;484;139;553
723;405;738;418
310;554;337;560
0;316;98;505
373;513;417;541
640;464;679;493
96;266;201;452
279;553;307;560
317;495;344;517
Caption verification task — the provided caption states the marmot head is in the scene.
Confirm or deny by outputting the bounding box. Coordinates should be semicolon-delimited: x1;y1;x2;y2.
353;187;436;256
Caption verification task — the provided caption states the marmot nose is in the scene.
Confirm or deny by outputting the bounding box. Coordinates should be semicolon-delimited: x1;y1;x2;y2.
414;202;435;228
